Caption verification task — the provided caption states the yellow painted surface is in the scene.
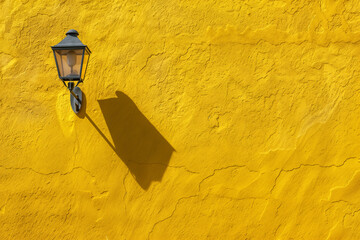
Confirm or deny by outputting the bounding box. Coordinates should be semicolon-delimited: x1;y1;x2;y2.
2;0;360;239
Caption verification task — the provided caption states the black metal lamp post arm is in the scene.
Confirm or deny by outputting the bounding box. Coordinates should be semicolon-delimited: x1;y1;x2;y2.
70;90;81;103
67;82;82;113
67;82;80;102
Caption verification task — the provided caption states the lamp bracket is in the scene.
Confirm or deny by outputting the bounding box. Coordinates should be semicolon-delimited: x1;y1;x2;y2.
70;86;82;114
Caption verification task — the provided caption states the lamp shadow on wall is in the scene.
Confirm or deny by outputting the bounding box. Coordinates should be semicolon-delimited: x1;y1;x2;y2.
78;91;175;190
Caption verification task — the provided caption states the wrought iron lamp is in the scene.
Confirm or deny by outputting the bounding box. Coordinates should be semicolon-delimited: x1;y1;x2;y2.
51;29;91;113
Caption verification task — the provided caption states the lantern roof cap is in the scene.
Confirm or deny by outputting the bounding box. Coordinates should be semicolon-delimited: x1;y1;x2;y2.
51;29;90;51
66;29;79;36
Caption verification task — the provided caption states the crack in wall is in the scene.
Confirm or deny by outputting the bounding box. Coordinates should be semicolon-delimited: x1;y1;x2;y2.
270;157;359;194
198;165;258;192
147;195;198;240
0;165;96;179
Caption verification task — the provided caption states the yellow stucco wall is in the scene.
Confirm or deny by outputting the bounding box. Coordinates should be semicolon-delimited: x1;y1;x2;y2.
2;0;360;239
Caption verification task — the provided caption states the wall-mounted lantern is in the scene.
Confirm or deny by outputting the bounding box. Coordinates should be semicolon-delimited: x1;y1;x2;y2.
51;29;91;113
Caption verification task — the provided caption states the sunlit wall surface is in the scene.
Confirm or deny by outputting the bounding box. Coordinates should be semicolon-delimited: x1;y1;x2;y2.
1;0;360;239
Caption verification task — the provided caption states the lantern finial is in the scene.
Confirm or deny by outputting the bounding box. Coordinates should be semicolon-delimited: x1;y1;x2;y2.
66;29;79;36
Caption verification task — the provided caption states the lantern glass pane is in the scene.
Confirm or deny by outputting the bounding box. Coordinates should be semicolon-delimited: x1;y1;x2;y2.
81;49;90;81
54;51;63;77
54;49;84;79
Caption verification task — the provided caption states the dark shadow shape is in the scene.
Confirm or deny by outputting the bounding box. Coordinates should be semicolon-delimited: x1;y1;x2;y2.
85;91;174;190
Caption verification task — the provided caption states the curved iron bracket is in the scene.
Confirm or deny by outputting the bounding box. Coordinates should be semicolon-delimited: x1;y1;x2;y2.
70;86;82;114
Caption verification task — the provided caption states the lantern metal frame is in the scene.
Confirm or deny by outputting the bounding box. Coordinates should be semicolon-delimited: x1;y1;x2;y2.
51;29;91;114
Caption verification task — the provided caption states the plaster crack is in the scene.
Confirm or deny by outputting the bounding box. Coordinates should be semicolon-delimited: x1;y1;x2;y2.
342;207;360;227
139;52;165;72
270;157;357;194
198;165;257;192
275;157;357;173
147;195;198;240
167;165;199;174
125;161;199;174
178;43;194;60
64;204;72;223
0;165;96;179
270;170;282;194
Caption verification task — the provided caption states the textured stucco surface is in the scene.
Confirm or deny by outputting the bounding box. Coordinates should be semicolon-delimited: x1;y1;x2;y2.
2;0;360;239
